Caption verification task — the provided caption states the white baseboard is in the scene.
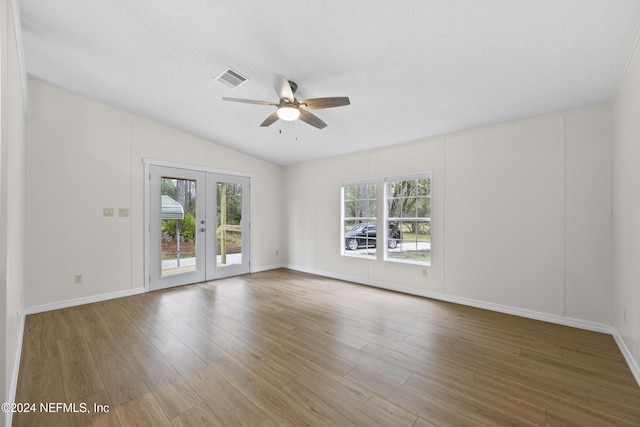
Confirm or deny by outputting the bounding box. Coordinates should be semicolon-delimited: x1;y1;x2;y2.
251;263;286;273
285;264;639;387
612;328;640;387
24;287;146;315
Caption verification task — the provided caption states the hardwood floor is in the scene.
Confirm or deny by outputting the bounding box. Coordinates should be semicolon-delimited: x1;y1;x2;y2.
13;269;640;426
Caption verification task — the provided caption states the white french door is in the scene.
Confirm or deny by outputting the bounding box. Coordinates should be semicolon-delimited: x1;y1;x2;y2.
148;165;251;291
206;173;251;280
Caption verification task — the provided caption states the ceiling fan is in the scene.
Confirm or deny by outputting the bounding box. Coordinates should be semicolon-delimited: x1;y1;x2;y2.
222;74;350;129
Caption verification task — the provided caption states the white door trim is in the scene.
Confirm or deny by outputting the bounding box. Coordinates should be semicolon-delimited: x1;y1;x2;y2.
143;158;253;178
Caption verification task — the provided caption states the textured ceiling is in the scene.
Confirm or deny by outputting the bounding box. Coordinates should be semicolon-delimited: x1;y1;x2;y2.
18;1;640;166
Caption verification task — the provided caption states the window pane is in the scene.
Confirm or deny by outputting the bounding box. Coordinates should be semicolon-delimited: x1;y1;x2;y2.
387;221;402;250
216;182;243;268
401;180;415;197
345;200;356;218
354;198;368;217
345;186;356;201
384;174;431;265
417;178;431;196
367;199;377;217
387;221;431;263
368;185;377;199
388;198;401;218
387;182;399;199
402;198;416;218
161;177;197;277
343;182;377;258
344;220;357;232
417;197;431;218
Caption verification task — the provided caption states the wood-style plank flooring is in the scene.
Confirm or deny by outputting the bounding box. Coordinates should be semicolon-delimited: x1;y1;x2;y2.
13;269;640;426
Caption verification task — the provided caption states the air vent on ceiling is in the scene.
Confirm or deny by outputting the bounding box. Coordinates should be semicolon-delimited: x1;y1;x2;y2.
215;68;248;90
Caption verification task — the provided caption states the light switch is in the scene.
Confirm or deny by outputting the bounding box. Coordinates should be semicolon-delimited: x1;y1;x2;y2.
119;208;129;217
103;208;114;217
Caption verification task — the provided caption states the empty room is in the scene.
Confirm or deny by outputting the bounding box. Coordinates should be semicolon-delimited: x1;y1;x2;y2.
2;1;640;426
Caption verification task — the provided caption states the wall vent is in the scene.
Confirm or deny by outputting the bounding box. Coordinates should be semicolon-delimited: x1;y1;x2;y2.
215;68;248;90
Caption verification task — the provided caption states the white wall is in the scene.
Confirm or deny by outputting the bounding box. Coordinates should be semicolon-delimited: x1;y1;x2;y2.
564;108;611;323
612;30;640;379
0;0;27;425
444;117;566;315
285;106;612;325
25;78;284;309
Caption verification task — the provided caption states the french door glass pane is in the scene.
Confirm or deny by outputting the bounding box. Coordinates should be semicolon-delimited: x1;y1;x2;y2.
161;177;197;277
216;181;242;267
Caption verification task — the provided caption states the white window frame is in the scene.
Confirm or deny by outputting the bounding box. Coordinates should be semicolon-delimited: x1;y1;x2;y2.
384;173;432;266
341;179;377;258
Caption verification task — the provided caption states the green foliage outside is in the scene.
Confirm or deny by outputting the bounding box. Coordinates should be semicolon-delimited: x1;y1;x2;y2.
344;183;377;220
162;212;196;243
161;178;243;244
216;182;242;226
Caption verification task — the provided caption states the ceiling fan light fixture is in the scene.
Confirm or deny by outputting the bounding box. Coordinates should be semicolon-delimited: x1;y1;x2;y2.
277;105;300;121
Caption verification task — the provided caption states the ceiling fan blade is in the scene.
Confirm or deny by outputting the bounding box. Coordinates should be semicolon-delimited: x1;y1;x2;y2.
260;111;280;127
273;74;295;102
299;109;328;129
300;97;350;109
222;97;277;106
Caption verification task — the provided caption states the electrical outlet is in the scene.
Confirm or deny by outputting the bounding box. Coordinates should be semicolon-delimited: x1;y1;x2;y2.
103;208;114;217
275;250;279;256
119;208;129;217
75;274;83;284
422;268;428;277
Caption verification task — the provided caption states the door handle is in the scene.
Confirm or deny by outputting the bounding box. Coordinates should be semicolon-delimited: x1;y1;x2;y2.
199;228;206;232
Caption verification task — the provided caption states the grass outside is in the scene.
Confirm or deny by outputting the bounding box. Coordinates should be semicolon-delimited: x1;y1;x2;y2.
391;250;431;263
401;232;430;242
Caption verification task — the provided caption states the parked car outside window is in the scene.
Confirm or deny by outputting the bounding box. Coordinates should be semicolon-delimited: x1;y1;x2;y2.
344;222;401;251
